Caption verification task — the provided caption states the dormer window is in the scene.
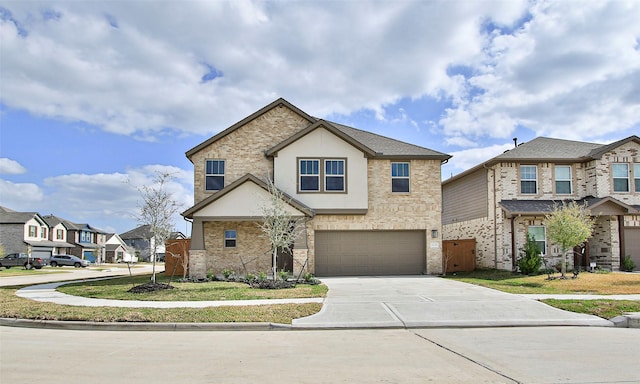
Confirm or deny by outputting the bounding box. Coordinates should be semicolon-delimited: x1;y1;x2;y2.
206;160;225;191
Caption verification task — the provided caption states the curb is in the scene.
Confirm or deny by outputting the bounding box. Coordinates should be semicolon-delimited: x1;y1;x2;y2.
0;317;292;331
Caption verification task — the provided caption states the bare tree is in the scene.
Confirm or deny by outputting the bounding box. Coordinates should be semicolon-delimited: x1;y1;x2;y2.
259;177;306;280
136;172;182;284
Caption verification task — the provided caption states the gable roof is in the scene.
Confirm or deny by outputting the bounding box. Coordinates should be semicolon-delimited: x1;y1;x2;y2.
0;209;43;225
182;173;314;219
444;135;640;185
185;98;316;159
266;119;451;160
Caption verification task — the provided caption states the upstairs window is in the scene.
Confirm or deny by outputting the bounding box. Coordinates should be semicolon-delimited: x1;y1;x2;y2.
324;160;345;191
40;227;47;239
205;160;225;191
554;165;572;194
527;226;547;256
224;230;237;248
299;159;320;191
612;163;629;192
28;225;37;237
391;162;410;193
56;229;64;240
520;165;538;194
635;164;640;192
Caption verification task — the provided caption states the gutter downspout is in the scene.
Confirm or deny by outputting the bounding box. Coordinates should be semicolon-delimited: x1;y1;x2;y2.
511;216;516;271
485;164;499;269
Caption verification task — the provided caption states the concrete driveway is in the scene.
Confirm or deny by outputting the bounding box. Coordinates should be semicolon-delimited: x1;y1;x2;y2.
293;276;613;328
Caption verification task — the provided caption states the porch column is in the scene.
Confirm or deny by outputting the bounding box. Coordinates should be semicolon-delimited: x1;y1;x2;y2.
189;218;207;280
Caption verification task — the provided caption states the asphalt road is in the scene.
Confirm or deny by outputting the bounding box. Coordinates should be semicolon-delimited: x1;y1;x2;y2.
2;326;639;384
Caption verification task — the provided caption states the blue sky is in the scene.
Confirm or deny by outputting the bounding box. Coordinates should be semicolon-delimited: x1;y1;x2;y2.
1;0;639;234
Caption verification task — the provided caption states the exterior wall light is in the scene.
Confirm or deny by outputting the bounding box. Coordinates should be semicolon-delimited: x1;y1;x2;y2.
431;229;438;239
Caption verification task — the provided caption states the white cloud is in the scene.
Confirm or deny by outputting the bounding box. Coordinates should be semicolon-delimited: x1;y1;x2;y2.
0;179;44;208
0;158;27;174
442;143;515;180
440;1;640;143
0;0;528;138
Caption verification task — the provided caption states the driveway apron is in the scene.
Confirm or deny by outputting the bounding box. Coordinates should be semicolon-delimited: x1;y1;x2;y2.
292;276;613;328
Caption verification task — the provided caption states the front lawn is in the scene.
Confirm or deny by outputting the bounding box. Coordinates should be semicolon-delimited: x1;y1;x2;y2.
446;270;640;319
0;275;326;323
58;274;328;301
445;269;640;295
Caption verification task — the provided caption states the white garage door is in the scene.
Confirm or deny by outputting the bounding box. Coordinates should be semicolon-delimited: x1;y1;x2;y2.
314;230;426;276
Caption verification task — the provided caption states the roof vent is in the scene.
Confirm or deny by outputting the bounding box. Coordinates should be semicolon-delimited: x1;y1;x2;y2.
513;137;518;147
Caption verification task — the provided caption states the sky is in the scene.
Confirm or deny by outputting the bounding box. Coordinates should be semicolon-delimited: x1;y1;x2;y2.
1;0;639;235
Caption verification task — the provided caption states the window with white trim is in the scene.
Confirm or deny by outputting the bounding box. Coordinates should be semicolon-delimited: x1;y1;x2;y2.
612;163;629;192
224;230;237;248
40;227;47;239
520;165;537;194
205;159;225;191
28;225;37;237
391;162;410;193
635;164;640;192
299;159;320;191
554;165;572;194
56;229;64;240
324;160;345;191
527;226;546;256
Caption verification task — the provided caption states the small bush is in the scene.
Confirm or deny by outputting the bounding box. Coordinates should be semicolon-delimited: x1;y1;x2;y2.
222;269;235;280
517;233;542;275
303;272;320;285
257;271;268;282
277;269;289;281
621;255;636;272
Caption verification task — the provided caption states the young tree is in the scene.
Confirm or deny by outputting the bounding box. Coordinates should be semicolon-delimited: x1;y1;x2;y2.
544;201;595;279
137;172;182;284
259;177;306;280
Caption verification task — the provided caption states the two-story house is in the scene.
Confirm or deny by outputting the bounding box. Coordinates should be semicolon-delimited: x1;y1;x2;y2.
42;215;107;263
0;206;75;258
182;98;450;279
442;136;640;272
105;233;137;263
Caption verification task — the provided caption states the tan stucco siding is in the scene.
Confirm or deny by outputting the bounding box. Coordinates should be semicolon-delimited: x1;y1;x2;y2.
190;106;313;204
273;127;369;210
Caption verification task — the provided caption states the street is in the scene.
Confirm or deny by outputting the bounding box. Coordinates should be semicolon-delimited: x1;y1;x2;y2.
2;326;639;383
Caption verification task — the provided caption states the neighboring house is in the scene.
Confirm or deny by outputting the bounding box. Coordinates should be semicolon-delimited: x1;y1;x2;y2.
442;136;640;272
105;233;137;263
42;215;106;263
0;206;75;258
182;98;450;279
120;224;186;261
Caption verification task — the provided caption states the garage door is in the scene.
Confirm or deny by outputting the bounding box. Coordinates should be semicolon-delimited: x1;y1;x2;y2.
31;248;52;261
314;230;425;276
624;227;640;270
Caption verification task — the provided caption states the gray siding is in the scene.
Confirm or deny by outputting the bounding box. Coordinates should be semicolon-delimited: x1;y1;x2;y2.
443;168;488;225
0;224;27;254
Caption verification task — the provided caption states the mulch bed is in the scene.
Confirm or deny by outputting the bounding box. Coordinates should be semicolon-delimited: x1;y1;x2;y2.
127;282;175;293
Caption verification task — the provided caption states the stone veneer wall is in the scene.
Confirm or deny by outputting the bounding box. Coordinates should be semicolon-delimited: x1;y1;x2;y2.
444;217;496;269
190;106;312;204
308;158;444;274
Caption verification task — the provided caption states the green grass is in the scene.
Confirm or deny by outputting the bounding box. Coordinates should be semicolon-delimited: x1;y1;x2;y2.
0;267;68;277
541;299;640;319
446;269;640;319
58;274;328;301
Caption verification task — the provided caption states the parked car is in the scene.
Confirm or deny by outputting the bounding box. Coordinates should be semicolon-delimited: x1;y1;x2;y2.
50;254;89;268
0;253;48;269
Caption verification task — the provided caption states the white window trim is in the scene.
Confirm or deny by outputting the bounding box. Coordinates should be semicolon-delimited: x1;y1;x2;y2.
205;159;225;191
391;162;410;193
612;163;630;193
324;159;345;192
527;225;547;256
520;165;538;195
224;230;237;248
554;165;573;195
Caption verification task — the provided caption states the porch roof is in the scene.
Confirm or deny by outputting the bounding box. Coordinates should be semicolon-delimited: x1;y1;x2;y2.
182;174;314;220
25;240;76;248
499;196;639;218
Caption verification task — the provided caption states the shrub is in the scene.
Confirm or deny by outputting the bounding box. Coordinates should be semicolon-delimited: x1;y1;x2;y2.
303;272;320;285
277;269;289;281
222;269;235;280
517;233;542;275
621;255;636;272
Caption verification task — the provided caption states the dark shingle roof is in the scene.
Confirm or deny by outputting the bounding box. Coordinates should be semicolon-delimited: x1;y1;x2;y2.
495;137;602;161
0;210;39;224
499;196;639;216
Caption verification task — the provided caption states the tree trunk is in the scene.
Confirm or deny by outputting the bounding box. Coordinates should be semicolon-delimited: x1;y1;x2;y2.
561;249;568;279
272;247;277;280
